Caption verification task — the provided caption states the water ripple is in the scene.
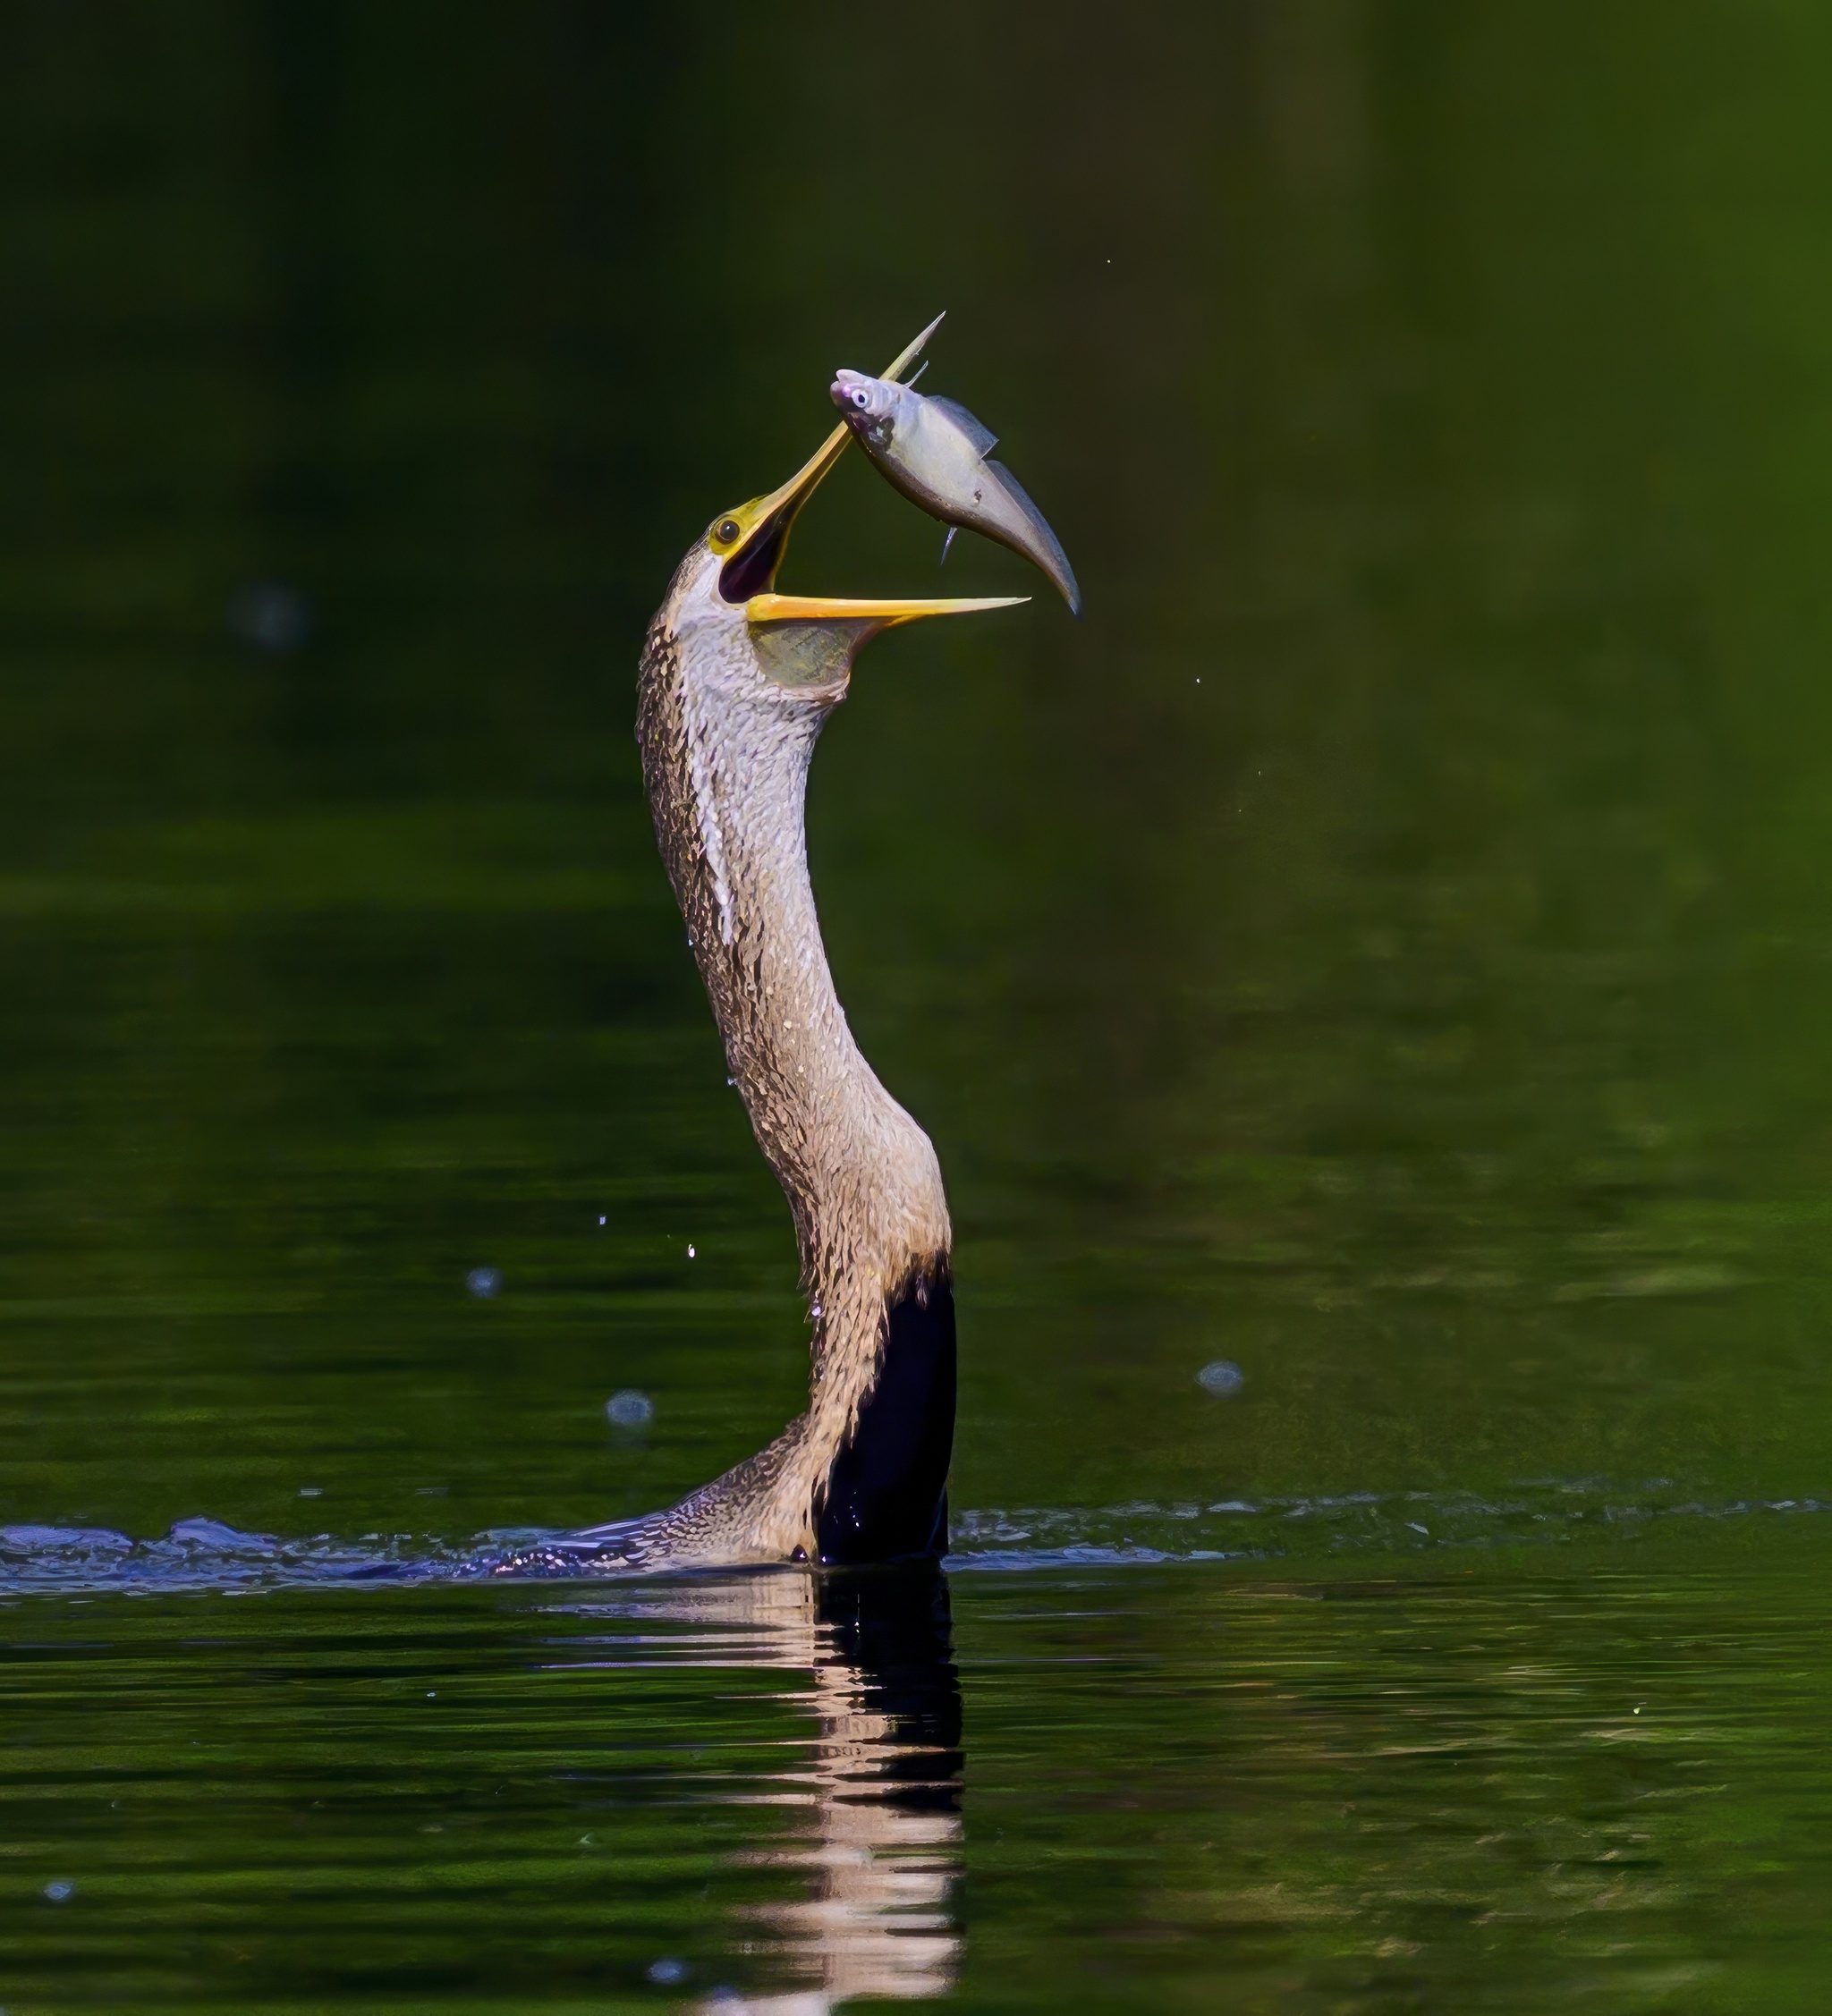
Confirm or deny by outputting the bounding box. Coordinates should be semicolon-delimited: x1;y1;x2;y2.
0;1480;1825;1597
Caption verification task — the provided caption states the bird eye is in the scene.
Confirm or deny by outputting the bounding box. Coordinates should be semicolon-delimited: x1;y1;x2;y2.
715;518;741;544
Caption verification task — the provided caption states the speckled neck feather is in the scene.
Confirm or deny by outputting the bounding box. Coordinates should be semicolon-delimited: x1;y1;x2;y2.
556;541;954;1570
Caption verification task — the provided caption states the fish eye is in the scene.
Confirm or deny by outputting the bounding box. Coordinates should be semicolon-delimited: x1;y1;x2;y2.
715;518;741;544
851;390;869;409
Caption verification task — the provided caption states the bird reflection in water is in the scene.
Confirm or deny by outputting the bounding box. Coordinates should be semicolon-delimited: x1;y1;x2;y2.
560;1565;963;2012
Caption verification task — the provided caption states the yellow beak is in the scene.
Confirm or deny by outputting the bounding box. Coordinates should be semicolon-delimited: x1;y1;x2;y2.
746;592;1026;630
743;592;1027;692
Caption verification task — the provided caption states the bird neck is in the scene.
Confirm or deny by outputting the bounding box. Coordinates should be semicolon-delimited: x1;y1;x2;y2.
637;593;953;1534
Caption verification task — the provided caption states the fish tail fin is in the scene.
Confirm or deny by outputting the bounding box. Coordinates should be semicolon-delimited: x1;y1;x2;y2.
985;459;1082;616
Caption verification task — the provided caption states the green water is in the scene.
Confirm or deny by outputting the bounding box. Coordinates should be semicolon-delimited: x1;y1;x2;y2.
6;3;1832;2007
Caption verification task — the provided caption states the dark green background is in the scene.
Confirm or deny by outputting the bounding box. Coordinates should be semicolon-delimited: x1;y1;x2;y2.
5;4;1832;2009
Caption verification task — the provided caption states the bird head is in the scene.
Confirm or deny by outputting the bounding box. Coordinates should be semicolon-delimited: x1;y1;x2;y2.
703;418;855;606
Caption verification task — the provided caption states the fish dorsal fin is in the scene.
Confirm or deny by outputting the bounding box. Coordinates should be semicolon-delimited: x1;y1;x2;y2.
925;394;998;456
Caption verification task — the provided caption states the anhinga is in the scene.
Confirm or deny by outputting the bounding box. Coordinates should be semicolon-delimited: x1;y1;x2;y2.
530;329;1024;1575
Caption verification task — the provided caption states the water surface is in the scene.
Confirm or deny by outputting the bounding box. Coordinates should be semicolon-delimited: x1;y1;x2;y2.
5;4;1832;2008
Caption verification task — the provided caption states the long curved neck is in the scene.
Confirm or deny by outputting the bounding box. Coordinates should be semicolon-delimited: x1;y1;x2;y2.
634;580;954;1563
679;682;896;1283
639;614;950;1309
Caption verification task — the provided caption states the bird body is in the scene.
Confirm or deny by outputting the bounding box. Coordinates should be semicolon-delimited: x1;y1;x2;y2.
507;322;1025;1577
831;360;1081;614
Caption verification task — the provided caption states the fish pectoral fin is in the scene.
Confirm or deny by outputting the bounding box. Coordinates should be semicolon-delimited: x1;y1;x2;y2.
926;394;999;455
940;526;957;565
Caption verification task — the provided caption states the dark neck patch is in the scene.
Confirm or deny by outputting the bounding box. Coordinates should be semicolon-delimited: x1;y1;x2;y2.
816;1265;956;1566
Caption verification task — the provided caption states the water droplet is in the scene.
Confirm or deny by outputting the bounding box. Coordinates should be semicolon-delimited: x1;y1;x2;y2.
298;1486;322;1497
606;1390;654;1427
647;1958;690;1986
44;1880;74;1903
427;1690;436;1698
598;1215;606;1226
466;1267;500;1299
686;1244;696;1258
1197;1360;1244;1397
225;580;310;655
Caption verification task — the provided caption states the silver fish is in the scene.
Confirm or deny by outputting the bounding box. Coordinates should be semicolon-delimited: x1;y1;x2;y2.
830;345;1081;616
